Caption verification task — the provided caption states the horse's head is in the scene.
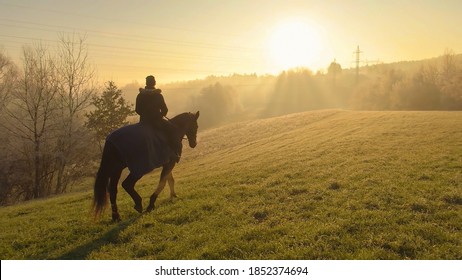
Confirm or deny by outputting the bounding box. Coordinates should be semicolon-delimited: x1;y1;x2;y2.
185;111;200;148
170;111;200;148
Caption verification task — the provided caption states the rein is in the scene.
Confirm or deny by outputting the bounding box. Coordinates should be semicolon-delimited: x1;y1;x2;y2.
164;116;188;141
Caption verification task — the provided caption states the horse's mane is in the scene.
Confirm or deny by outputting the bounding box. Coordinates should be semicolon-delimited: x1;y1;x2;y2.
170;112;194;125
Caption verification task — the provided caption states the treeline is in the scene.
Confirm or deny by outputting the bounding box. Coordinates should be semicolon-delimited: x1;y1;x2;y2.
153;50;462;130
351;52;462;110
0;36;133;205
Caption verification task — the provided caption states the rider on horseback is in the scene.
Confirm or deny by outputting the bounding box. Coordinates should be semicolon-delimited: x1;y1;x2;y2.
136;75;182;162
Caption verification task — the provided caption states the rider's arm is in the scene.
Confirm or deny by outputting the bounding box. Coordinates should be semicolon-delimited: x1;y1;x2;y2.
159;94;168;117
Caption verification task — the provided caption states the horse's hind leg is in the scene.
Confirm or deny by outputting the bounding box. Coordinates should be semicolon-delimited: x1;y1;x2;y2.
109;168;123;222
147;162;176;212
122;173;143;213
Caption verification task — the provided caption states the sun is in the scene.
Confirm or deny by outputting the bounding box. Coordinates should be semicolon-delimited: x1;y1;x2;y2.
268;20;324;71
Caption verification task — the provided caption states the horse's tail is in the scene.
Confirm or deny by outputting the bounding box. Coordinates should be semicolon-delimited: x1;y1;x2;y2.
93;141;112;217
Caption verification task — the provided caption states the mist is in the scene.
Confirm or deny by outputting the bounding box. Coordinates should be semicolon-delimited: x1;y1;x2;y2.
124;50;462;130
2;45;462;205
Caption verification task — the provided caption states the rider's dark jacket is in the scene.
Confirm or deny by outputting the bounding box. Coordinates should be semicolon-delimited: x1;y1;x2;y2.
135;88;168;126
135;87;181;161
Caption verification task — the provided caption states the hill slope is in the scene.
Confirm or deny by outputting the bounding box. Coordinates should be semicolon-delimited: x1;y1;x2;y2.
1;110;461;259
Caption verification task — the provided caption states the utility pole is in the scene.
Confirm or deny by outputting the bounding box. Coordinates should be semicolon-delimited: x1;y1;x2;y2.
352;45;380;84
354;45;362;83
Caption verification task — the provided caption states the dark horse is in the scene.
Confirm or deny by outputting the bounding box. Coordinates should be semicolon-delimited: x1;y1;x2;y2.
93;111;200;222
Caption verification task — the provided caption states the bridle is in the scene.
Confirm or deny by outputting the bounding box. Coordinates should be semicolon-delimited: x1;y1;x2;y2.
164;115;192;141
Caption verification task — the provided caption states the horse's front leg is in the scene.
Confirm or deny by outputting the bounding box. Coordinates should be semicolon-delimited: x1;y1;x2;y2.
122;173;143;213
147;161;176;212
168;172;177;199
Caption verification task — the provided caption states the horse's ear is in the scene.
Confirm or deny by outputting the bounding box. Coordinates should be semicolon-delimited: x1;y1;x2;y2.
195;111;200;120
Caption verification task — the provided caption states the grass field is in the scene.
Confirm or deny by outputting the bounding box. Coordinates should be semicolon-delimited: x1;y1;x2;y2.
0;109;461;259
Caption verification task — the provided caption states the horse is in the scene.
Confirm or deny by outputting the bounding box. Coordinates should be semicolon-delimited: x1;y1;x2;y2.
93;111;200;222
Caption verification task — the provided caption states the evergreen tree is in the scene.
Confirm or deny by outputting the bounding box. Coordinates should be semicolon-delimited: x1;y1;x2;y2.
85;81;134;149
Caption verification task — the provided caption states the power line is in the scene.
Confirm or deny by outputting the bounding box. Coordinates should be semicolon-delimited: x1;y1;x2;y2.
0;2;245;39
0;17;263;66
0;33;258;63
0;2;270;80
0;34;263;76
0;18;262;53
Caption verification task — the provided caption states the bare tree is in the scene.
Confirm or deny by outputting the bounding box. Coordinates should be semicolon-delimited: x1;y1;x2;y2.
0;49;18;204
54;33;97;193
441;48;457;80
4;44;59;199
0;50;17;109
438;49;462;108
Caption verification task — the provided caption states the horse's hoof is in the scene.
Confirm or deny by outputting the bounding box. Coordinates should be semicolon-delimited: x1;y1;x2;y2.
146;205;154;213
112;214;122;223
134;204;143;213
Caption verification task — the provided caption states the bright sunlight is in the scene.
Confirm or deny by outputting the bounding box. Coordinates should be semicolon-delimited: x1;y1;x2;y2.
268;20;324;71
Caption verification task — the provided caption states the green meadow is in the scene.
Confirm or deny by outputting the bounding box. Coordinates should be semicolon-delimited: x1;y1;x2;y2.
1;110;461;259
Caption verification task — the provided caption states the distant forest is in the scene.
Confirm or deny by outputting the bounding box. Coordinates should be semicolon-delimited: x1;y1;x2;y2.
122;49;462;129
1;38;461;205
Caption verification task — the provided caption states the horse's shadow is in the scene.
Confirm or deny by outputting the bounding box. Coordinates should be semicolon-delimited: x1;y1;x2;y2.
59;215;141;260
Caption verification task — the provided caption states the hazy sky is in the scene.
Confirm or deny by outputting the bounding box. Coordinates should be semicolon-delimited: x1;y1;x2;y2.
1;0;461;84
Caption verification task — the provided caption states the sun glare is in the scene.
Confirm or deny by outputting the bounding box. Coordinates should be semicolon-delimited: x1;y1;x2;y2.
268;20;324;71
